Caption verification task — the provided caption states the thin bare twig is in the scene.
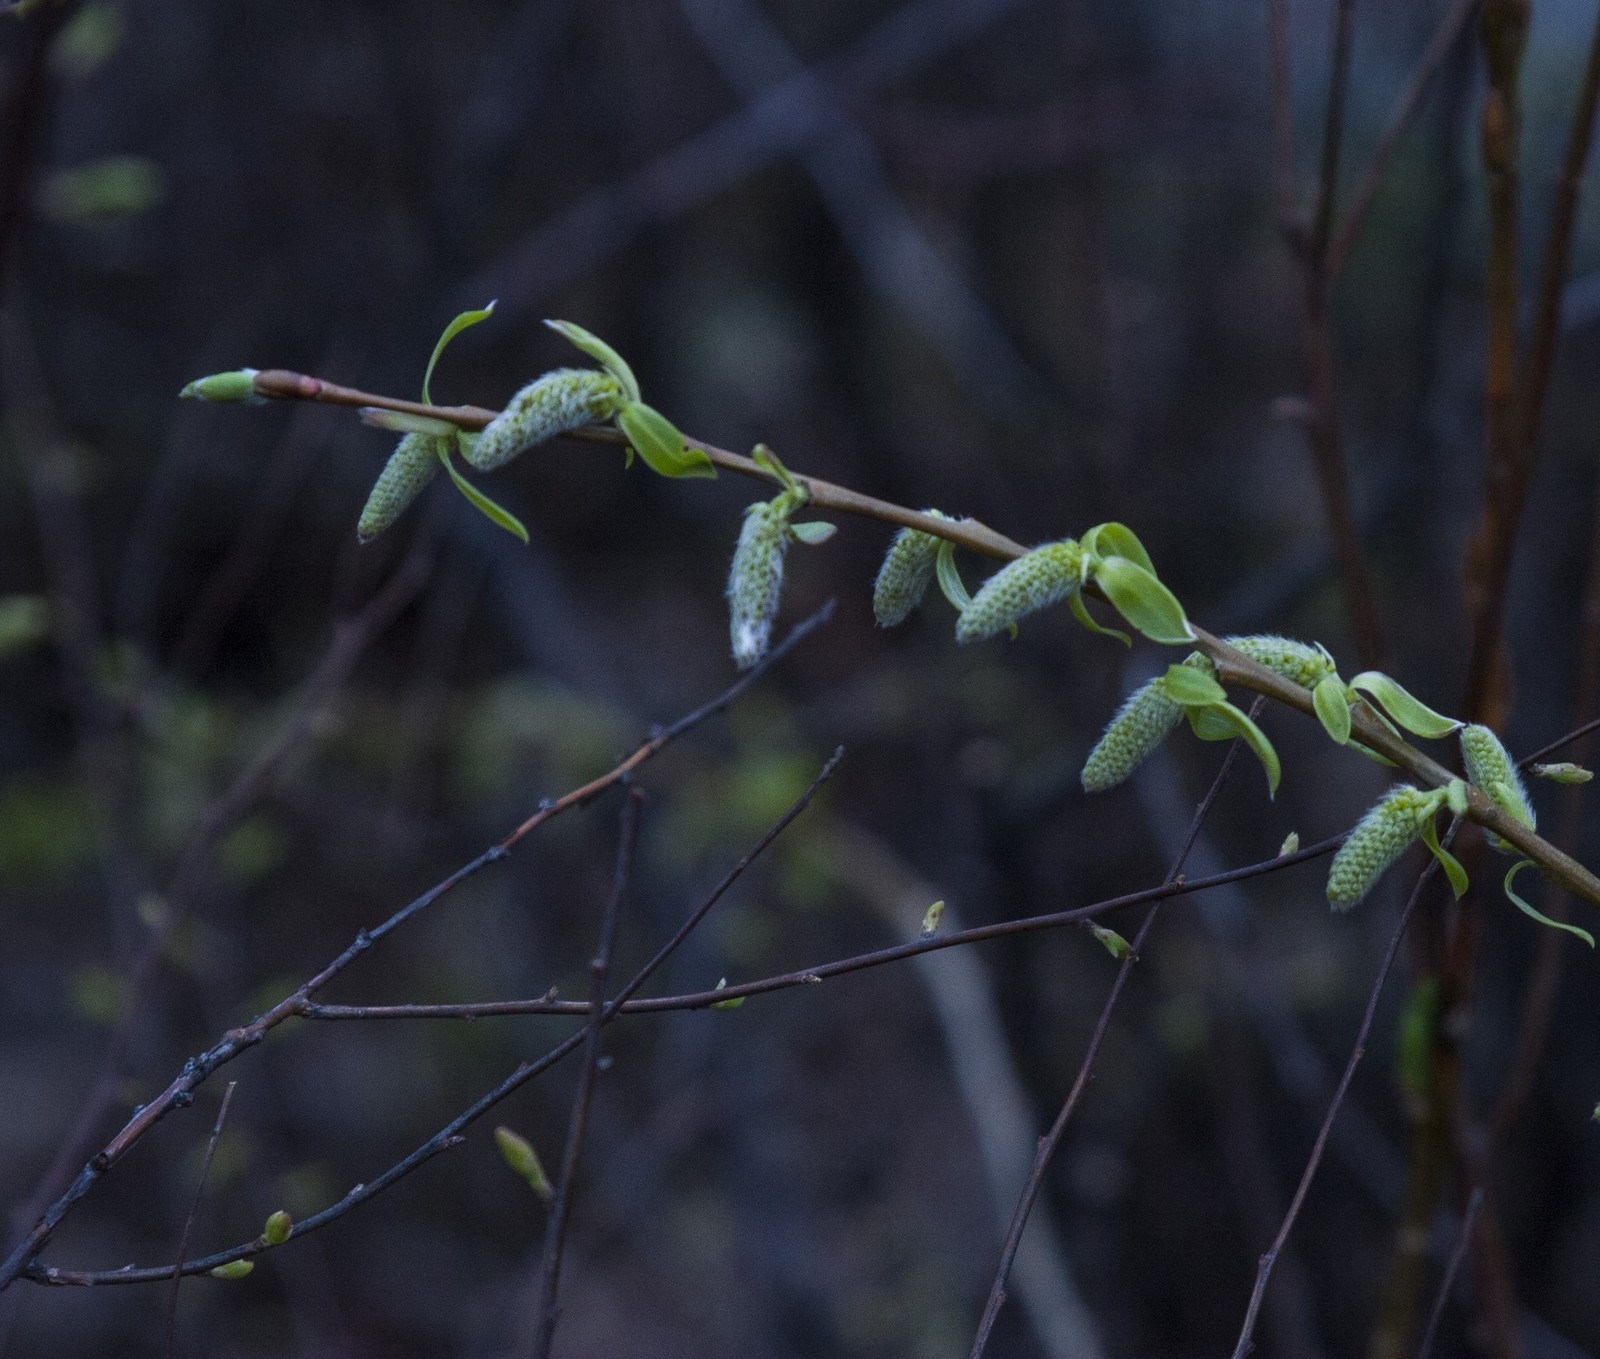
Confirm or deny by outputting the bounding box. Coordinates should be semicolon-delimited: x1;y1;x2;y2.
0;606;834;1292
967;704;1258;1359
1267;0;1297;231
1230;857;1435;1359
163;1082;238;1359
1327;0;1480;277
531;791;641;1359
1416;1186;1485;1359
21;748;844;1287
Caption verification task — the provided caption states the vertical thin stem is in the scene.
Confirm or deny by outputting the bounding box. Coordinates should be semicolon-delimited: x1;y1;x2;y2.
530;790;643;1359
163;1082;238;1358
1416;1187;1485;1359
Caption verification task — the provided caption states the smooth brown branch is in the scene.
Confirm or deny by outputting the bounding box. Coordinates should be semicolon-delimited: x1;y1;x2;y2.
967;703;1258;1359
21;748;844;1289
0;605;834;1293
1229;855;1435;1359
242;370;1600;904
531;791;641;1359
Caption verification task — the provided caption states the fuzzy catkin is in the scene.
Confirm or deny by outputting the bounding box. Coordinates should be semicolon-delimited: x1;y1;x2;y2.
727;499;792;670
1460;723;1535;849
872;513;946;626
1326;784;1434;910
1080;676;1186;791
955;540;1084;643
357;433;445;542
465;368;625;472
1225;635;1336;689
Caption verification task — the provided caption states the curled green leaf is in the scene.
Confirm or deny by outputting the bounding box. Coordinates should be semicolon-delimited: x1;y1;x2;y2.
1183;698;1280;796
1348;672;1461;740
1090;556;1193;645
1080;522;1156;575
616;401;715;479
436;444;529;543
1504;860;1595;947
1419;819;1469;899
422;301;496;405
1068;593;1131;647
544;319;641;403
935;540;973;612
1313;675;1352;745
359;407;461;437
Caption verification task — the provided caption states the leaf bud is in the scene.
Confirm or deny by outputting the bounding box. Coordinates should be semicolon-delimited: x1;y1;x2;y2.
872;513;948;627
1089;923;1132;959
465;368;625;472
920;900;945;936
955;540;1084;644
1532;761;1592;785
179;369;262;403
1279;831;1300;856
357;432;445;542
494;1126;553;1201
262;1210;292;1246
209;1260;254;1280
1461;723;1536;852
727;497;794;669
1326;784;1436;910
709;977;746;1011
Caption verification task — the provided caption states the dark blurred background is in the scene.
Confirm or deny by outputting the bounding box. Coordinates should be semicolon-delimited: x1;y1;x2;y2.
3;0;1600;1355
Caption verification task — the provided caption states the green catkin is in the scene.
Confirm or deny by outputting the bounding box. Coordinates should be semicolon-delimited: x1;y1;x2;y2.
955;540;1084;643
727;497;793;669
1081;676;1186;791
1460;723;1535;851
1224;635;1337;689
357;432;445;542
465;368;625;472
1326;784;1435;910
872;512;947;626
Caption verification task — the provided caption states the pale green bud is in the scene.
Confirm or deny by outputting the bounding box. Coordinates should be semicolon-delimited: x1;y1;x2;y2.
727;497;793;670
709;977;746;1010
209;1260;254;1280
357;432;445;542
955;540;1085;643
873;513;947;627
1326;784;1436;910
1081;675;1185;792
920;900;945;936
262;1210;292;1246
1279;831;1300;856
495;1125;553;1200
465;368;625;472
1225;635;1337;689
1532;761;1592;785
1460;723;1535;852
179;369;261;403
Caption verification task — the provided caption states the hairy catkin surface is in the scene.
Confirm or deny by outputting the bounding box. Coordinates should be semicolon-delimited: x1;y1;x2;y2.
1225;635;1336;689
466;368;625;472
1461;723;1535;851
872;515;945;626
727;499;792;670
1081;677;1186;791
1326;784;1433;909
955;540;1084;643
357;433;445;541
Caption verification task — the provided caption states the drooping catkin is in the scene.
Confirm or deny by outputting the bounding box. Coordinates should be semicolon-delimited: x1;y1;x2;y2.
1081;675;1185;791
465;368;625;472
1460;723;1535;850
955;540;1084;643
1225;635;1336;689
357;433;445;542
873;513;946;626
1326;784;1434;910
727;498;793;669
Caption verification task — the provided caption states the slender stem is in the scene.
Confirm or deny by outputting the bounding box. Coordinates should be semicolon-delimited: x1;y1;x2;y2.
163;1082;237;1358
1416;1187;1485;1359
967;706;1255;1358
1230;857;1431;1358
530;792;641;1359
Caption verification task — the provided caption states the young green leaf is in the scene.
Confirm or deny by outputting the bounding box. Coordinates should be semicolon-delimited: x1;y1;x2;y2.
709;978;746;1010
1446;778;1470;817
1068;593;1132;647
422;301;496;405
1080;522;1156;575
359;407;462;437
436;444;529;543
616;401;716;479
789;521;835;545
1190;700;1280;797
1159;662;1227;708
1419;820;1469;899
751;443;801;493
1090;556;1193;645
1089;923;1132;959
935;540;973;611
1186;706;1237;741
544;319;641;403
1312;675;1351;745
1347;672;1461;740
1504;860;1595;947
